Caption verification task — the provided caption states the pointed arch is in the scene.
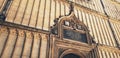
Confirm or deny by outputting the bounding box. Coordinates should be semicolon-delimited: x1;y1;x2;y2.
51;12;92;44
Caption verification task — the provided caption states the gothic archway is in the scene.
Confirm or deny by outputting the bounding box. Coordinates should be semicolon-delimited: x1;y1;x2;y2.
62;53;81;58
59;49;85;58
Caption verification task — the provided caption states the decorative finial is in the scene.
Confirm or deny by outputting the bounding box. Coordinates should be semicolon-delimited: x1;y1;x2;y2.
69;2;74;15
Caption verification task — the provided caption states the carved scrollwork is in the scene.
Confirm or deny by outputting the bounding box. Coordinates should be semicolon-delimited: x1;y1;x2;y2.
51;2;93;44
51;11;91;44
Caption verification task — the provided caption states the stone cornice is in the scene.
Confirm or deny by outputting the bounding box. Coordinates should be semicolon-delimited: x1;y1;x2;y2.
0;21;49;34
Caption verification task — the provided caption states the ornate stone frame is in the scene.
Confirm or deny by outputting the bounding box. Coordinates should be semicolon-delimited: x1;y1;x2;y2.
49;12;95;58
56;12;92;44
59;49;86;58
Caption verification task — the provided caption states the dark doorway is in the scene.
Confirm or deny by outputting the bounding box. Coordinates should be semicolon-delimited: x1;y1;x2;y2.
63;53;81;58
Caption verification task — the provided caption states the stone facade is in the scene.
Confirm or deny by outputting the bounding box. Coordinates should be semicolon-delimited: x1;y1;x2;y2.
0;0;120;58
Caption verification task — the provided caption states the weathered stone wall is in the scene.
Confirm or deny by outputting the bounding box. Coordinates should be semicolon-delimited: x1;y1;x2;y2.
0;25;49;58
0;0;120;58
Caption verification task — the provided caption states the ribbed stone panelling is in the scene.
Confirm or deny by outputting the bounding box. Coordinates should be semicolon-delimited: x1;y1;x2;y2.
102;0;120;20
43;0;50;30
97;46;120;58
111;22;120;46
16;0;28;24
28;0;40;28
31;33;41;58
1;28;17;58
12;30;25;58
21;0;35;26
0;0;7;12
114;4;120;20
40;34;48;58
0;26;48;58
0;26;9;56
74;8;116;46
36;0;46;29
6;0;21;22
50;0;56;27
87;46;120;58
4;0;119;47
0;0;120;58
5;0;119;33
5;0;69;31
22;32;33;58
116;52;120;58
